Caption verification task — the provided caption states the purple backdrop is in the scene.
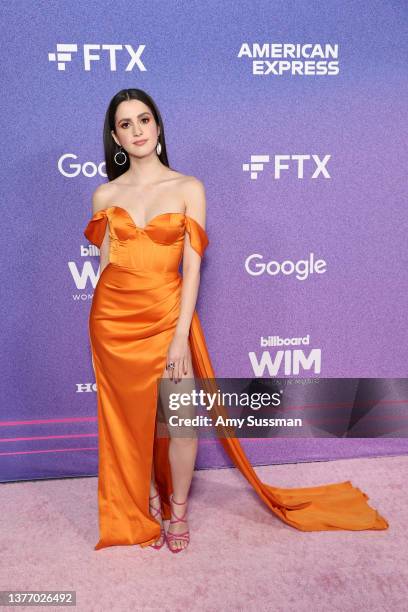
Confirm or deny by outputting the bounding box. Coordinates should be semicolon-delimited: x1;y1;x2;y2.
1;0;407;482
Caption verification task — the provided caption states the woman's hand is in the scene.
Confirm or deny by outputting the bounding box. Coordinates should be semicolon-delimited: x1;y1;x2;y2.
166;331;189;383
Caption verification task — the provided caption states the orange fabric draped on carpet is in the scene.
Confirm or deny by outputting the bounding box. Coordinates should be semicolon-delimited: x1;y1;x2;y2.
84;206;388;550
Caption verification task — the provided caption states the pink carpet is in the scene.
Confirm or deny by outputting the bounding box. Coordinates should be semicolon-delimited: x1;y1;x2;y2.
2;455;407;611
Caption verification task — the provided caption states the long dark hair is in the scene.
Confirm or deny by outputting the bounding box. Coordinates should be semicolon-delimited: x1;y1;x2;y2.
103;88;171;181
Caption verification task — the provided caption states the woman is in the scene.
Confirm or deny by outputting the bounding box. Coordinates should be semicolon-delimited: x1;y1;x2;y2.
84;88;388;554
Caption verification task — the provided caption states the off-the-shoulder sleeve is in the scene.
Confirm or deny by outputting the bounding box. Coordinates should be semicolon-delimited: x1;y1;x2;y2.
185;215;209;257
83;209;108;248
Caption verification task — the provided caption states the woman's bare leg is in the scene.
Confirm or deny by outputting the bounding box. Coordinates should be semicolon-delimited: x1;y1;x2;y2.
159;342;197;550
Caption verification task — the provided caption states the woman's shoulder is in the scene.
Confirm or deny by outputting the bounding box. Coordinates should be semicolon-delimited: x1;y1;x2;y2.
181;175;206;201
176;172;204;187
172;173;206;201
90;182;115;215
165;173;207;212
178;175;207;224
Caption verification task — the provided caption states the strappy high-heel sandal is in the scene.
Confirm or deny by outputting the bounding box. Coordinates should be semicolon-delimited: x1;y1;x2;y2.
166;493;190;553
149;491;166;550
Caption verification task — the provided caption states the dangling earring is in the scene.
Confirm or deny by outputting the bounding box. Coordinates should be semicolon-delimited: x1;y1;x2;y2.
114;145;127;166
156;139;162;156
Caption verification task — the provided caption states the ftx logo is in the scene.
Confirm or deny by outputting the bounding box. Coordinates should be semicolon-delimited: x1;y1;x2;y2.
48;44;146;71
243;154;331;179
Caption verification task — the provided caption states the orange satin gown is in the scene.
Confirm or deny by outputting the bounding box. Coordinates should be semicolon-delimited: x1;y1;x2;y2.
83;205;388;550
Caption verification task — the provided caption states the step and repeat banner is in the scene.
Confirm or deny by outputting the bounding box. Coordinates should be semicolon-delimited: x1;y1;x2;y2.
1;0;407;481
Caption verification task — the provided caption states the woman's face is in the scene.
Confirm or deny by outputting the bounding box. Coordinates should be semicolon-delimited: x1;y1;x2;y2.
111;99;160;157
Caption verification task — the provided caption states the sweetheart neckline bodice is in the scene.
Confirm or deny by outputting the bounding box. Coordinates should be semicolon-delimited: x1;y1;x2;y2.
85;205;209;256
